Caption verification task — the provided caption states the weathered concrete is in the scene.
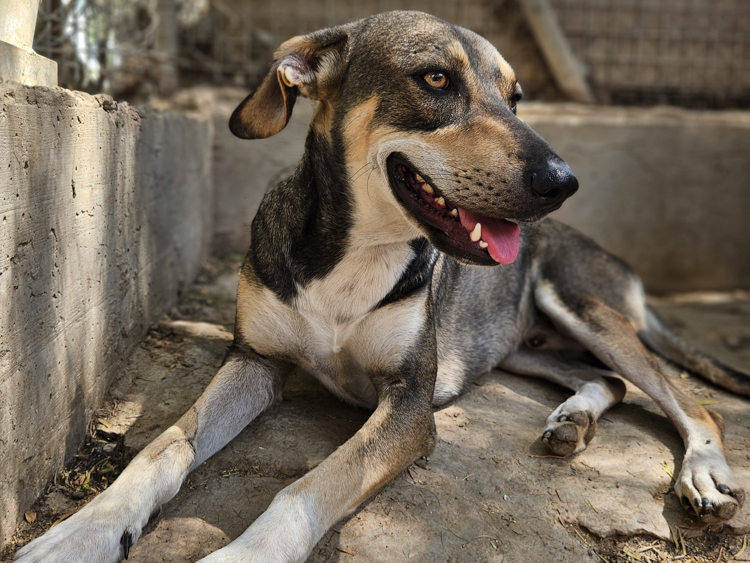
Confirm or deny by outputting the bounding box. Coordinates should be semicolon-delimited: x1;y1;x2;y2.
7;260;748;562
0;0;40;48
522;103;750;293
0;1;57;87
0;81;213;548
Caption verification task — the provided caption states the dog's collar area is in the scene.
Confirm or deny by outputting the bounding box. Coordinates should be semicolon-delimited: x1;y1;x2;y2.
388;156;520;265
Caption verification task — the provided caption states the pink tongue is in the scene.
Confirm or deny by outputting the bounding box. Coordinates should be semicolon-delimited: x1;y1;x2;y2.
458;208;520;264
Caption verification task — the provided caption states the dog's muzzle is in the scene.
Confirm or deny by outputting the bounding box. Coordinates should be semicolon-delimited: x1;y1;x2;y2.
528;160;579;211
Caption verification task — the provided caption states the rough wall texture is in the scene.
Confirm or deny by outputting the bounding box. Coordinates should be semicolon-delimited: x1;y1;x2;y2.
525;104;750;293
0;82;213;548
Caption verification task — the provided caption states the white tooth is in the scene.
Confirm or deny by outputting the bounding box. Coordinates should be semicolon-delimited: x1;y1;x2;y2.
422;183;434;195
450;208;458;217
415;173;425;183
435;196;446;207
470;222;482;242
478;240;489;249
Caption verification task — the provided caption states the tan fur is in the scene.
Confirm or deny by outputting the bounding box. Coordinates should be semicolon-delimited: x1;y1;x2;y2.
445;40;470;68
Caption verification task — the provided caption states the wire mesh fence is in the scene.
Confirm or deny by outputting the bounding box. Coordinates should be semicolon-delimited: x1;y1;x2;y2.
550;0;750;108
32;0;750;108
33;0;160;94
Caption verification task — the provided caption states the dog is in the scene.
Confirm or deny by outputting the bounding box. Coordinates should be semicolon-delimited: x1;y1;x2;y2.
16;11;750;563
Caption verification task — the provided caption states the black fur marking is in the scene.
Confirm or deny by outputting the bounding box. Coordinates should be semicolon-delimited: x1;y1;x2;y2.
377;238;439;309
248;132;354;303
707;357;750;395
121;531;132;559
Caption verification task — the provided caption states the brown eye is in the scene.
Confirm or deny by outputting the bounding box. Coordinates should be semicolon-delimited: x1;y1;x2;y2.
424;71;449;89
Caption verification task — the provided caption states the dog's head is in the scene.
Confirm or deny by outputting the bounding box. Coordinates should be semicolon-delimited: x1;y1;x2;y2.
230;11;578;266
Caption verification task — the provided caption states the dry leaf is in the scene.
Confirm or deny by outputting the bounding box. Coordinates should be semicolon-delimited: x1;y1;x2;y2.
337;546;356;555
24;511;37;523
97;418;112;428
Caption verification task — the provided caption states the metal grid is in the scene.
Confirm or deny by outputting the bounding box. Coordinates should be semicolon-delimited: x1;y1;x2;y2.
177;0;521;87
550;0;750;107
31;0;750;107
30;0;554;99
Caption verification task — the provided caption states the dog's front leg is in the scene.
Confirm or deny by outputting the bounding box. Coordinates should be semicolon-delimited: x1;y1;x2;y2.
198;359;438;562
15;346;288;563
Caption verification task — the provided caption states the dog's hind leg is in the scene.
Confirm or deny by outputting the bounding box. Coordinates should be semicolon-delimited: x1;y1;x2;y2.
14;346;289;563
500;348;626;456
535;282;745;522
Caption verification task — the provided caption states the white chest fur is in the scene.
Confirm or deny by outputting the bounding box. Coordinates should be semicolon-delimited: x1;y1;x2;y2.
237;243;426;408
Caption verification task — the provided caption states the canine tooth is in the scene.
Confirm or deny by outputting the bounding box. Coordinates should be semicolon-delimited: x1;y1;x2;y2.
435;196;446;207
470;223;482;242
422;183;434;195
478;240;489;249
450;208;458;217
415;173;425;183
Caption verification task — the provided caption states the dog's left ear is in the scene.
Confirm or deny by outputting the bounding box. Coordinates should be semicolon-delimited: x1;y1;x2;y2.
229;26;350;139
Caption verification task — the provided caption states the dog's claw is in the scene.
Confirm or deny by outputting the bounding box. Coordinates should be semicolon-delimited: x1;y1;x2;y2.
557;414;568;422
718;484;730;494
122;530;133;560
542;430;552;443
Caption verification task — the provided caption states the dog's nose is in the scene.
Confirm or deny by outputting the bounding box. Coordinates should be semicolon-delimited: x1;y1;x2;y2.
530;161;579;202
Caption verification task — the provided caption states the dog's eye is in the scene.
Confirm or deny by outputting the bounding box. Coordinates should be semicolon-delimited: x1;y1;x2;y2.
510;92;522;115
424;71;450;90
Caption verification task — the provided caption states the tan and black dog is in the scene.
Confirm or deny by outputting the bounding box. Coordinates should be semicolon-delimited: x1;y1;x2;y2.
17;11;750;563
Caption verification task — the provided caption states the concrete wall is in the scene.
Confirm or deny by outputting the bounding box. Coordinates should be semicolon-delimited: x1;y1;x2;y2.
197;90;750;293
0;81;213;547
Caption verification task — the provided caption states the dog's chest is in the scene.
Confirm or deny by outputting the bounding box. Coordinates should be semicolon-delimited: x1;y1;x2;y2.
240;244;423;407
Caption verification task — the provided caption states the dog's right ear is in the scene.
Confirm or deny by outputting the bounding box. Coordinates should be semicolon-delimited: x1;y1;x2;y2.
229;26;350;139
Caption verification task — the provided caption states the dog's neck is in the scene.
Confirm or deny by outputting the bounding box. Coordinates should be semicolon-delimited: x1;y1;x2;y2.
249;129;433;311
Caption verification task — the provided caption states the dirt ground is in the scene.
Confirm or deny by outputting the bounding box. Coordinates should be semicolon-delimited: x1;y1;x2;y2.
3;256;750;563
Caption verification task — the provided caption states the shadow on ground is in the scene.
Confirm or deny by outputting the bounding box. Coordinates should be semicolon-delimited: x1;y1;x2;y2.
4;258;750;563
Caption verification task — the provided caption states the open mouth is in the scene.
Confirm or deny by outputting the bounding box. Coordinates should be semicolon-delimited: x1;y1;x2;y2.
387;155;521;265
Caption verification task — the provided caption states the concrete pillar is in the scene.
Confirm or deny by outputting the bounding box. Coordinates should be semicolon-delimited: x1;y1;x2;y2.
0;0;57;86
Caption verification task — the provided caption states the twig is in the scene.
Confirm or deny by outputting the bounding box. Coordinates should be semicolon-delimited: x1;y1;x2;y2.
678;527;686;557
669;524;680;552
735;535;748;560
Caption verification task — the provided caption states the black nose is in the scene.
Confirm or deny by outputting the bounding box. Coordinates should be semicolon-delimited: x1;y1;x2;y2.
530;161;578;202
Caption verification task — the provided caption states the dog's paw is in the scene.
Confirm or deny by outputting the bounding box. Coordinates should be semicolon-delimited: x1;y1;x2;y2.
14;503;141;563
541;410;596;457
674;449;745;523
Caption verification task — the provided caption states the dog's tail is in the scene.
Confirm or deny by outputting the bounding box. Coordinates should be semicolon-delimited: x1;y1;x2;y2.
639;307;750;396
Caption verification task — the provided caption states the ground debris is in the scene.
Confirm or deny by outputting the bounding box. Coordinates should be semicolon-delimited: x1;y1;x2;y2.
575;528;748;563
